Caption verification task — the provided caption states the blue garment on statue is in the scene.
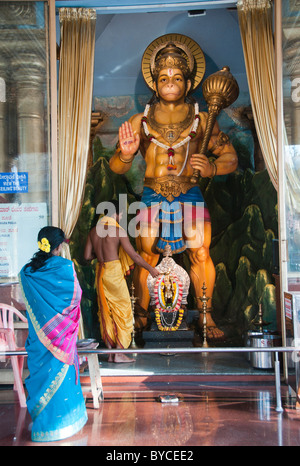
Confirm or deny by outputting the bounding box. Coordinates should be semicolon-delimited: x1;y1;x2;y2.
19;256;87;442
140;186;210;254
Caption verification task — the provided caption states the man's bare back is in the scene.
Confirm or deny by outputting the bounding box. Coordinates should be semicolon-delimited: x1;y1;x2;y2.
85;225;119;263
84;217;159;278
84;214;159;364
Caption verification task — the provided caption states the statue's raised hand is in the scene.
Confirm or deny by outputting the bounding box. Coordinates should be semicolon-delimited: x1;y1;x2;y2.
119;121;140;158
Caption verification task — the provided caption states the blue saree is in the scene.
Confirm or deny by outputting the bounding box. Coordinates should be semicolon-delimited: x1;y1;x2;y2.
19;256;88;442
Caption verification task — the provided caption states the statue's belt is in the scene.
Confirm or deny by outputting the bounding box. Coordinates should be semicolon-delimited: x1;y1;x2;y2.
144;176;195;202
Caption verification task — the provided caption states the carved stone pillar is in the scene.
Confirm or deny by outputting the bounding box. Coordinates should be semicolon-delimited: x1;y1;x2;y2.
0;1;49;204
0;56;9;173
284;39;300;144
11;53;47;202
282;16;300;145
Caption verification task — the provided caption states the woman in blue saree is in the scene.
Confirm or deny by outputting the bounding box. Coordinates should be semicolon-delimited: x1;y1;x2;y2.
19;226;88;442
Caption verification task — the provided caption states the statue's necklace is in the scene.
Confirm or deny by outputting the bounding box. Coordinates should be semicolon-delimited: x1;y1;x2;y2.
147;103;195;144
142;103;200;171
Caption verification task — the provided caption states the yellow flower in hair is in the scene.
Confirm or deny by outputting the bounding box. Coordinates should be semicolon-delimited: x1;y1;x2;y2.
38;237;51;253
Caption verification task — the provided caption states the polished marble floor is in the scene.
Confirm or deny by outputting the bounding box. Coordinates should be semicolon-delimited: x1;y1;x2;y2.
94;349;278;377
1;352;300;447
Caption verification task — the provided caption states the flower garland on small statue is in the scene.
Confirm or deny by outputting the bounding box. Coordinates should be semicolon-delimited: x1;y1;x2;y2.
154;308;185;332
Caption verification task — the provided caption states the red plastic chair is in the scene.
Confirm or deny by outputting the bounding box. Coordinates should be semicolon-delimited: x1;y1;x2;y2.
0;304;27;408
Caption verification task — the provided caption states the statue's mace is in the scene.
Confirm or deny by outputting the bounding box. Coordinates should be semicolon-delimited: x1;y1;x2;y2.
191;66;239;184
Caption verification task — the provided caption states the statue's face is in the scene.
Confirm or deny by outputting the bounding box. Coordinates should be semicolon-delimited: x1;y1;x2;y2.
154;67;191;102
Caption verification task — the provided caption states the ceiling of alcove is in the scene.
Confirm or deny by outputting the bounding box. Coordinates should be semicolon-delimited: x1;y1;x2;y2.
55;3;248;101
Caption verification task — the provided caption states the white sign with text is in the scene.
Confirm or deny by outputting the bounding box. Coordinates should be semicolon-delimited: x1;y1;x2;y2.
0;203;47;278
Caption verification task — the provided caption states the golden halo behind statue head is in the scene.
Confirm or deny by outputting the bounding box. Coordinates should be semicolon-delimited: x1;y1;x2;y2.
142;33;206;92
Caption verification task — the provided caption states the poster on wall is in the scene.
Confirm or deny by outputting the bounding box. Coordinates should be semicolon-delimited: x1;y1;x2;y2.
0;172;28;194
0;203;47;279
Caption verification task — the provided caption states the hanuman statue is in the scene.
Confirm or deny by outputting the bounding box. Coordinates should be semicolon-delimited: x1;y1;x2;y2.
109;34;238;341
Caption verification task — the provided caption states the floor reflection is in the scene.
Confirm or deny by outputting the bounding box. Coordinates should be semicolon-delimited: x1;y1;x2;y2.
1;349;300;447
1;384;300;446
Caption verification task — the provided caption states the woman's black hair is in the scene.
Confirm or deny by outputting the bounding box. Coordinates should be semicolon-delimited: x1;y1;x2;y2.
26;226;66;272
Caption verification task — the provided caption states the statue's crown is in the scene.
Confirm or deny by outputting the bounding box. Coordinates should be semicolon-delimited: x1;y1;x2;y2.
142;34;205;92
151;42;192;80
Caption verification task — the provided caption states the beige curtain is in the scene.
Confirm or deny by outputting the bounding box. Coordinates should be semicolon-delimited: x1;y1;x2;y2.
58;8;96;339
58;8;96;257
237;0;278;190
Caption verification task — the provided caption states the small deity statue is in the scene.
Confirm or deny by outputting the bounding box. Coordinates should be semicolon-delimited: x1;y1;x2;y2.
109;34;238;341
147;244;190;308
147;245;189;331
161;271;174;307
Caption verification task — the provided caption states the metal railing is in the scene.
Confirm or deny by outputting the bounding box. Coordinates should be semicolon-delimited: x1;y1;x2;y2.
1;346;299;413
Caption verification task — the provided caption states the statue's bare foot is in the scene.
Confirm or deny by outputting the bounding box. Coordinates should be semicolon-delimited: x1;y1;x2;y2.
113;353;135;363
206;326;225;341
199;311;225;342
